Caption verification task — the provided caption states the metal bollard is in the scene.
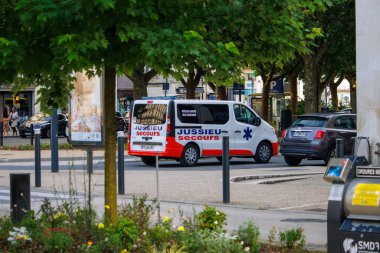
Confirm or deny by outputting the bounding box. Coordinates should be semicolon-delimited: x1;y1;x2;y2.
35;128;41;187
336;139;344;158
10;173;31;223
222;136;230;203
0;121;3;146
117;131;125;195
30;124;34;146
51;109;59;173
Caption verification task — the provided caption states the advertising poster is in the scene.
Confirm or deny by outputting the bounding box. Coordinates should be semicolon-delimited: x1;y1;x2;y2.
69;71;104;146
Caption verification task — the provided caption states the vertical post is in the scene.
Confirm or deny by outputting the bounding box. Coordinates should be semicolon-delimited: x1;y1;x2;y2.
10;173;31;223
222;136;230;203
117;131;125;195
30;124;34;146
0;121;3;147
156;152;160;222
336;139;344;158
87;148;93;227
34;129;41;187
51;109;59;172
0;94;3;147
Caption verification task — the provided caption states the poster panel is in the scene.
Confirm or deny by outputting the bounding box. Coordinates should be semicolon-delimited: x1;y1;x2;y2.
69;71;104;146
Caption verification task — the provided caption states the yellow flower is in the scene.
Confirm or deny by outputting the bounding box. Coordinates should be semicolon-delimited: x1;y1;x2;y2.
98;223;105;229
163;216;170;223
54;212;63;220
87;240;93;246
121;249;127;253
177;226;185;232
23;235;28;240
105;205;110;210
16;235;21;240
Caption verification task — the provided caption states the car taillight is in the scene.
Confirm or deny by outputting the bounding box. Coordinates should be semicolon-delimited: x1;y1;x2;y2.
281;129;287;138
314;130;326;140
167;115;171;132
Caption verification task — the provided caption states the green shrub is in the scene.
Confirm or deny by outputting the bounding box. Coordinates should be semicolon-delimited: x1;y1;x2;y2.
108;217;138;251
234;221;260;253
279;227;306;251
195;205;226;231
42;229;74;252
148;225;175;251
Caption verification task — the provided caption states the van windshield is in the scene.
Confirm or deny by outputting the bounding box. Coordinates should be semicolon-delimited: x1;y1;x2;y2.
133;104;167;125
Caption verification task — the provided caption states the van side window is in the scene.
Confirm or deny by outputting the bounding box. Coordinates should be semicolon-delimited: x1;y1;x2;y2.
200;104;229;124
177;104;201;124
234;104;256;125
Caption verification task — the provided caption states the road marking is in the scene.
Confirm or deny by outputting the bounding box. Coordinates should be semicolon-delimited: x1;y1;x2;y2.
278;202;328;210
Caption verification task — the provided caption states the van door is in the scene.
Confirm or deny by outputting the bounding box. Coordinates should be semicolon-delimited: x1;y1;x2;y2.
232;104;260;156
199;103;231;156
130;101;168;153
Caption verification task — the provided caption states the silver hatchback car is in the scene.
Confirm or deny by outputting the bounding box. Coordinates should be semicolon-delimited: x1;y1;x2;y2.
280;113;357;166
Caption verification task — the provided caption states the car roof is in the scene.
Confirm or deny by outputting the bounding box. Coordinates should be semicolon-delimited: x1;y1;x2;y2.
299;113;356;118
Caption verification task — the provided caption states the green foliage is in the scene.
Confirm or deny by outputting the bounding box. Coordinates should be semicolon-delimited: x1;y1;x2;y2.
180;229;244;253
108;217;138;251
195;205;226;231
119;194;156;234
42;229;74;252
234;221;261;253
148;225;175;251
279;227;306;251
151;243;187;253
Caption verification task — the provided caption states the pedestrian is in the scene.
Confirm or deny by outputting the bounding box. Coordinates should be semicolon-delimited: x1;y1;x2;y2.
2;106;10;135
9;107;18;135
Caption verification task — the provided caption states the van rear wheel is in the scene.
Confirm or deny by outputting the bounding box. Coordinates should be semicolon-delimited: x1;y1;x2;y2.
141;156;156;166
254;141;272;163
180;144;199;167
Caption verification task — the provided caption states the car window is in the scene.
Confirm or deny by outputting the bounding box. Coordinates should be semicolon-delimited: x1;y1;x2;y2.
234;104;256;125
133;104;167;125
200;104;229;124
334;116;356;129
291;116;327;127
177;104;201;124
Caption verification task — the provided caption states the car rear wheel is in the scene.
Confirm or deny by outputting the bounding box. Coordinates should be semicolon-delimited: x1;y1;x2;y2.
254;141;272;163
324;146;336;165
180;144;199;167
141;156;156;166
284;156;302;166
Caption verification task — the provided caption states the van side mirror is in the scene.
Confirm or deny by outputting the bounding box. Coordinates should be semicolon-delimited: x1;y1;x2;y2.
254;117;261;126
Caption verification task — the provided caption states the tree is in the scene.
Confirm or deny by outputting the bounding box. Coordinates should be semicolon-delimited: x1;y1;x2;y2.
10;0;165;224
302;0;354;113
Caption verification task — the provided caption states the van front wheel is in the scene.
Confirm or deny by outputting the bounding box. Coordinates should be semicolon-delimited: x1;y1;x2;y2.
180;144;199;167
254;142;272;163
141;156;156;166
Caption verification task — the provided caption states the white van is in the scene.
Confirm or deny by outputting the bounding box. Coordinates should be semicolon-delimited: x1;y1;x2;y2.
128;99;278;166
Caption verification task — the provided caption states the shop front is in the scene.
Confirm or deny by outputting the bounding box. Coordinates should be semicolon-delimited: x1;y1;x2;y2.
0;85;35;119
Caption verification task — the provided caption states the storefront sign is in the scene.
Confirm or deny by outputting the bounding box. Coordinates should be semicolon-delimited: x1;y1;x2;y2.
69;71;104;146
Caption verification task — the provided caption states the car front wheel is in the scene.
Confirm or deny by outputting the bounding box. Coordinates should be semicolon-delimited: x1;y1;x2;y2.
254;141;272;163
284;156;302;166
180;144;199;167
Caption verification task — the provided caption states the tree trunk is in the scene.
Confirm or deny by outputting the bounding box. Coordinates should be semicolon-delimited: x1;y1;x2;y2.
129;66;157;100
289;73;298;115
217;86;228;100
104;67;117;224
132;75;148;99
185;81;196;99
330;83;338;110
318;83;325;111
303;55;319;113
348;76;357;113
261;78;270;122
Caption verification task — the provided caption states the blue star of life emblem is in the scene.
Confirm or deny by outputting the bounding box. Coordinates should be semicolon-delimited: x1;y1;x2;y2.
243;127;252;141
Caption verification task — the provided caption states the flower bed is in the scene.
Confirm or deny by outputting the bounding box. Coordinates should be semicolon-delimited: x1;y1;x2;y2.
0;195;325;252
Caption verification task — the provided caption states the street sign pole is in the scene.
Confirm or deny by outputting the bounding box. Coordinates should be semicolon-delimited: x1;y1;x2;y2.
51;109;59;172
156;152;160;223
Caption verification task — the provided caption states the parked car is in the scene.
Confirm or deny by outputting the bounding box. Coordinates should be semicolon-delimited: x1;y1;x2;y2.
116;111;128;132
19;113;68;138
280;113;357;166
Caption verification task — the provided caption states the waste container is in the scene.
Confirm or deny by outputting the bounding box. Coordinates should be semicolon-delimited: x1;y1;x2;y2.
324;157;380;253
